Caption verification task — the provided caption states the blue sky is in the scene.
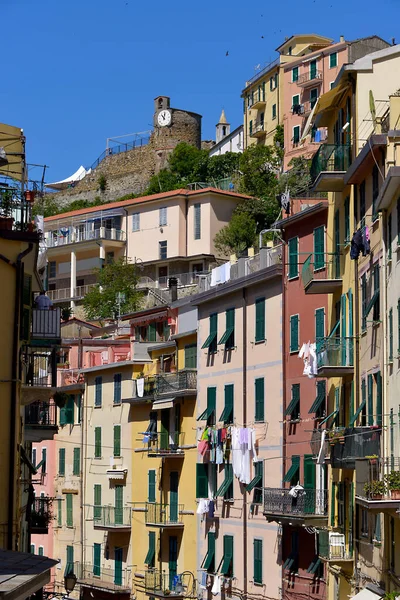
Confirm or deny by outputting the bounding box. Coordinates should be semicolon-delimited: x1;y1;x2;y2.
1;0;398;183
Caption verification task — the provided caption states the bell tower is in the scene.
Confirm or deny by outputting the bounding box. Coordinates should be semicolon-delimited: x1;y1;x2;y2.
216;109;230;144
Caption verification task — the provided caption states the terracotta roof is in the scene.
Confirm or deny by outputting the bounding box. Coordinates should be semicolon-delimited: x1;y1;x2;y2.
44;187;251;222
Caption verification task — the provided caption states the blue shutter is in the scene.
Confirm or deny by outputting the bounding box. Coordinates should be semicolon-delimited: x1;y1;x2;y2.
95;377;102;407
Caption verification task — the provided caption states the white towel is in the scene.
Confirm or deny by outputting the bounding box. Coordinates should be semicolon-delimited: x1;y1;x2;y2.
211;576;221;596
136;378;144;398
317;430;327;465
196;499;209;514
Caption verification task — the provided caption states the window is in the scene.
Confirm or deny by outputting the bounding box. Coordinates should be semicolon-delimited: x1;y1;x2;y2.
197;387;216;426
310;60;317;79
283;455;300;485
196;463;208;499
94;427;102;458
194;203;201;240
73;448;80;476
60;394;74;425
203;532;215;573
255;297;265;342
247;461;263;504
293;125;300;145
249;120;253;135
286;384;300;420
76;394;82;424
93;543;101;577
361;508;369;537
310;88;319;108
292;94;300;110
292;66;299;82
330;81;335;90
361;274;367;332
375;371;382;426
288;46;292;55
288;237;298;278
254;539;263;584
289;315;299;353
309;380;326;417
114;425;121;457
184;344;197;369
95;376;102;407
388;212;392;260
159;241;167;260
66;546;74;574
374;513;382;542
66;493;73;527
32;448;36;468
272;104;277;120
329;52;338;68
365;264;380;322
283;531;299;572
367;374;373;426
337;483;345;527
216;464;234;500
159;207;167;226
145;531;156;568
360;181;366;225
372;166;379;220
106;251;114;264
148;470;156;502
255;378;265;422
218;308;235;349
41;448;47;474
57;498;62;527
113;374;122;405
132;213;140;231
94;485;101;520
389;308;393;361
59;448;65;476
220;384;234;424
221;536;234;576
313;226;325;270
269;77;273;91
201;313;217;353
344;196;350;242
49;261;56;278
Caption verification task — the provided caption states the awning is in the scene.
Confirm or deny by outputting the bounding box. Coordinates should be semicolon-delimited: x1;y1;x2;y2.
130;310;168;326
300;101;318;142
152;398;175;410
246;463;262;492
197;405;214;421
106;469;127;480
218;327;234;345
314;83;351;127
350;589;385;600
285;396;300;416
45;165;91;190
203;546;215;571
219;405;233;423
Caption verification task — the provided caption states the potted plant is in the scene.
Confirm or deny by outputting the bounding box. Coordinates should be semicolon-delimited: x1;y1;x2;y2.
53;391;68;409
384;471;400;499
366;454;379;465
0;190;15;230
25;190;36;203
364;479;387;499
61;306;73;321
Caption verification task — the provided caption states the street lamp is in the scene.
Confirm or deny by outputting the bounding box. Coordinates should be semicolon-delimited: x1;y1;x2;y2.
64;572;77;594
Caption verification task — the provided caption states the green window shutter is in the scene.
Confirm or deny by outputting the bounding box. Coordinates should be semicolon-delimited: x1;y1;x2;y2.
73;447;80;476
288;237;298;278
254;539;263;584
290;315;299;352
114;374;122;404
220;384;234;424
202;313;218;351
348;289;353;338
94;427;102;458
219;308;235;348
94;484;102;520
95;376;102;407
148;470;156;502
304;455;316;488
367;374;373;426
184;344;197;369
114;425;121;457
315;308;325;343
93;543;101;576
114;547;123;585
310;60;317;79
196;463;208;499
313;227;325;270
115;485;123;524
286;384;300;419
30;544;35;554
398;299;400;353
65;395;74;424
389;308;393;360
207;387;216;426
292;94;300;107
76;394;82;423
349;380;354;426
66;545;74;575
310;88;318;107
41;448;47;473
376;372;382;426
145;531;156;567
59;404;67;426
194;203;201;240
204;532;215;573
148;322;156;342
38;546;44;556
66;494;73;527
292;66;298;82
255;378;265;422
344;196;350;242
330;52;337;68
331;482;336;527
221;535;234;576
255;297;265;342
272;104;276;119
348;482;354;555
59;448;65;476
361;274;367;331
57;498;62;527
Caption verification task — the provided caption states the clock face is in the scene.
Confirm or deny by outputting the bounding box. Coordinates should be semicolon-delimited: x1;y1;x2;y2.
157;110;172;127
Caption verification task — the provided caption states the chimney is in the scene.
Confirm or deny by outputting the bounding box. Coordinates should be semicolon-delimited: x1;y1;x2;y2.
391;37;396;46
340;35;345;43
169;277;178;302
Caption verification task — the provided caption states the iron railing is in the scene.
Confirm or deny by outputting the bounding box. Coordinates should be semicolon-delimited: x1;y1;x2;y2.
316;337;354;370
249;121;265;136
144;569;185;595
93;506;131;528
21;346;57;388
301;253;341;289
45;227;125;248
148;432;185;456
31;308;61;339
137;272;209;291
263;488;328;518
145;503;184;526
89;134;151;170
72;562;132;589
296;70;322;86
0;188;34;233
310;144;352;181
156;370;197;395
25;400;57;427
245;57;280;87
331;427;382;469
318;531;352;560
249;90;266;107
31;497;52;533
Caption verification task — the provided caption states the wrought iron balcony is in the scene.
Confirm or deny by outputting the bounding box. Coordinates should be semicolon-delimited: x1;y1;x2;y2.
0;187;35;234
355;458;400;509
331;427;382;469
263;488;328;524
73;562;132;591
302;254;342;294
148;432;185;457
31;497;52;534
145;503;184;528
249;90;266;110
21;346;57;392
311;144;352;191
31;308;61;340
249;122;266;138
296;70;323;87
316;337;354;377
318;531;353;562
93;506;131;531
144;569;186;598
25;400;58;442
156;370;197;397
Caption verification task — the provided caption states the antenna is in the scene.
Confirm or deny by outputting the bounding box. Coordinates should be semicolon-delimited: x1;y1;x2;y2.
369;90;377;133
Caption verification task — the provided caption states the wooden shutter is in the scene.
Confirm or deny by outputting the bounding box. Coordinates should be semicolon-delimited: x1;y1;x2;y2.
95;427;102;458
254;539;263;584
114;547;123;585
115;486;123;524
331;482;336;527
66;545;74;572
196;463;208;499
288;237;298;278
148;470;156;502
255;378;265;422
184;344;196;369
94;484;102;520
315;308;325;342
367;374;373;426
376;372;382;426
194;203;201;240
66;494;73;527
290;315;299;352
226;308;235;348
148;322;156;342
73;447;80;476
169;471;179;522
114;425;121;457
93;543;101;576
41;448;47;473
207;387;216;425
59;448;65;476
313;227;325;270
255;298;265;342
224;384;234;424
114;374;122;404
65;395;74;424
76;394;82;423
344;196;350;241
95;376;102;406
57;498;62;527
304;455;316;489
389;308;393;360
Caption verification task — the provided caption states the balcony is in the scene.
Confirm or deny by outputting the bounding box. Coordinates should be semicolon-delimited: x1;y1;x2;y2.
302;254;342;294
148;432;185;458
24;400;58;442
47;284;96;303
330;427;382;469
156;370;197;398
263;488;328;525
311;144;352;192
93;506;131;531
136;271;208;292
0;188;36;235
73;562;132;593
31;308;61;341
249;90;266;110
21;346;57;405
145;503;184;528
57;368;85;390
318;531;353;562
249;122;266;138
316;337;354;377
296;70;323;88
303;100;318;116
31;497;53;534
144;569;185;598
46;227;126;248
355;458;400;510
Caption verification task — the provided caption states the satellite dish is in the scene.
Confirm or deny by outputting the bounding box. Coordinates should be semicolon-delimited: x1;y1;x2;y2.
369;90;377;132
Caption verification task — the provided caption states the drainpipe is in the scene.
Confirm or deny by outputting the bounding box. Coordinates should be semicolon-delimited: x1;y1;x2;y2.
380;213;388;467
123;209;128;260
242;286;248;600
9;243;34;550
78;326;84;568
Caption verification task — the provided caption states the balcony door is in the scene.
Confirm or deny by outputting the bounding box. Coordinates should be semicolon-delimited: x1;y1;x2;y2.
115;485;123;525
310;60;317;80
160;409;170;451
168;536;178;589
304;455;316;514
114;547;123;585
169;471;179;522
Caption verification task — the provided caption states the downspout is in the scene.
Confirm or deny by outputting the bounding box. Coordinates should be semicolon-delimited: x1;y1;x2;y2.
123;209;128;260
242;286;248;600
381;211;388;470
79;328;84;568
9;243;34;550
185;196;189;260
82;378;88;568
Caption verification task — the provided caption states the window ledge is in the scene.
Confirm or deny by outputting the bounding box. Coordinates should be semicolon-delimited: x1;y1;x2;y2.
290;350;299;355
94;405;102;409
113;403;122;407
288;275;299;281
253;582;264;587
254;339;266;345
361;329;367;337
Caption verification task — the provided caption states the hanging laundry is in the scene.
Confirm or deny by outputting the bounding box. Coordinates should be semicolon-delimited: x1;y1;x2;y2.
196;499;210;514
215;445;224;465
317;430;327;465
198;440;209;456
362;226;371;256
208;500;215;518
136;378;144;398
288;484;305;498
211;576;221;596
200;572;208;590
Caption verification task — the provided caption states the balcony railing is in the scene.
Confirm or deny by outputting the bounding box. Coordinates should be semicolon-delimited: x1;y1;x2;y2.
301;253;342;294
148;432;185;457
137;272;208;291
21;346;57;388
0;188;34;233
296;70;323;86
47;284;96;302
145;502;184;527
46;227;126;248
25;400;57;426
311;144;352;182
249;122;266;137
31;497;52;534
72;562;132;590
318;531;352;561
316;337;354;375
249;90;266;108
263;488;328;519
93;506;131;529
57;368;84;387
331;427;382;469
156;370;197;396
31;308;61;339
144;569;186;596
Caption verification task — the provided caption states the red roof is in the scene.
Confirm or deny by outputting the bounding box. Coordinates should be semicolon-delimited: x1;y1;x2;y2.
44;187;251;222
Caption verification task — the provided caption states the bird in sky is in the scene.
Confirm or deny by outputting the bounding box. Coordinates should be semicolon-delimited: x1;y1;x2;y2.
226;51;229;56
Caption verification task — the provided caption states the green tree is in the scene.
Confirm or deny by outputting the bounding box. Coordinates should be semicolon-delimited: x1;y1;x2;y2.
168;142;207;179
279;156;312;197
214;212;257;256
238;144;280;200
82;258;143;321
145;169;182;195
